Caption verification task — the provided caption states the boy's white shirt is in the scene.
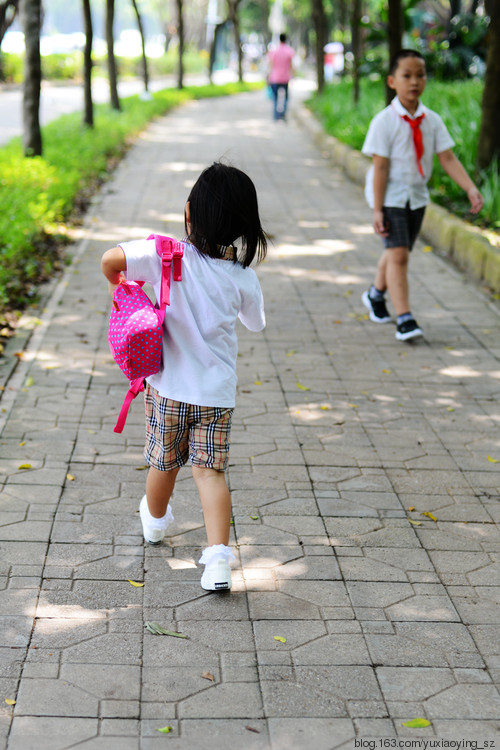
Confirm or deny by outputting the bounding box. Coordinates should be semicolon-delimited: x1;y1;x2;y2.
362;96;455;210
120;239;265;408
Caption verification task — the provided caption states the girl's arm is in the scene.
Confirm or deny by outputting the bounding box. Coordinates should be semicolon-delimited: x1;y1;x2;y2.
437;149;483;214
101;246;127;295
372;154;390;236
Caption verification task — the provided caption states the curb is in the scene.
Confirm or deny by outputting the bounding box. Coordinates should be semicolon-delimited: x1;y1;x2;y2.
294;103;500;294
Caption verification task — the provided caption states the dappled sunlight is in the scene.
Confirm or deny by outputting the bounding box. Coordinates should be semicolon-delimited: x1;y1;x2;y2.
274;239;355;258
158;161;206;174
272;265;363;286
167;558;197;571
288;402;345;422
439;365;482;378
349;223;374;235
35;603;108;622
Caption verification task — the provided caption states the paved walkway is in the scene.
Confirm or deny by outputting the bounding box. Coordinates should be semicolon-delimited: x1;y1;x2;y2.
1;85;499;750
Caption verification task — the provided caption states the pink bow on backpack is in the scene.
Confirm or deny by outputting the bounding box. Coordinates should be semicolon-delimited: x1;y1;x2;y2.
108;234;183;433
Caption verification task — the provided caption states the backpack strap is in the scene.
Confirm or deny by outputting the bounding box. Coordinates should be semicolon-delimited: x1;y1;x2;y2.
113;378;144;434
147;234;184;308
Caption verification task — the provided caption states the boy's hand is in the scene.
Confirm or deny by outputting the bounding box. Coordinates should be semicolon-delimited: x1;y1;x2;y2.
373;210;388;237
467;186;483;214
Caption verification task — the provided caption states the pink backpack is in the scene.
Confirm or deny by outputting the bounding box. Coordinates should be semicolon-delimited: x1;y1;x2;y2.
108;234;183;433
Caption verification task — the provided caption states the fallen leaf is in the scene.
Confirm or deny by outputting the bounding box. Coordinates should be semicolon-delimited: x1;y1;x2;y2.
421;512;437;522
18;441;26;447
254;380;262;386
201;672;215;682
444;346;454;351
487;455;499;463
245;726;260;733
333;320;342;324
14;352;24;359
86;429;97;434
250;515;259;520
402;718;431;728
286;350;296;356
274;636;287;643
344;289;353;297
447;407;455;412
408;518;422;526
128;580;144;587
144;622;188;638
155;726;173;733
408;506;415;512
25;376;34;387
423;246;433;253
135;465;149;471
381;369;391;374
18;464;32;470
348;403;359;409
4;699;15;706
66;474;75;481
296;382;310;391
320;405;331;411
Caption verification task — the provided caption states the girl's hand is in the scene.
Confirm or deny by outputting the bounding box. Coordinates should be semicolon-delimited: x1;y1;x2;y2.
373;209;388;237
108;273;125;297
467;186;483;214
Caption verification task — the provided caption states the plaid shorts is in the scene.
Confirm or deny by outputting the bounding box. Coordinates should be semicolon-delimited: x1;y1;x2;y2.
144;383;233;471
383;203;426;251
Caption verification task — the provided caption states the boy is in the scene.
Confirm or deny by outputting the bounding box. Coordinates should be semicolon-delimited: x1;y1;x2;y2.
361;49;483;341
268;33;295;121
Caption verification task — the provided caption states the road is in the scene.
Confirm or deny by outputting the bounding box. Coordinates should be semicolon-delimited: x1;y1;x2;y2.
0;73;217;147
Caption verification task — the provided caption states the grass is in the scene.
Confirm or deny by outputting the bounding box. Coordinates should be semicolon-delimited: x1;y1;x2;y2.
307;77;499;231
0;81;263;315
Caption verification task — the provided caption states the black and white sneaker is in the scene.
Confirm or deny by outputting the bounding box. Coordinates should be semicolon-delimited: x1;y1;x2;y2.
362;290;391;323
396;318;423;341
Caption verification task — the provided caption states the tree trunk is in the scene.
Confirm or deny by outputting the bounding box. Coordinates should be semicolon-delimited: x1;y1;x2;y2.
311;0;326;92
22;0;42;156
386;0;403;104
477;0;500;169
227;0;243;82
209;21;225;83
131;0;149;94
0;0;19;44
351;0;362;103
106;0;120;110
82;0;93;127
175;0;184;89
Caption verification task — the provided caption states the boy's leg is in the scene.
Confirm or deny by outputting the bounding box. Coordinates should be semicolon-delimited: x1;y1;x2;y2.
146;466;180;518
376;246;411;317
191;466;231;546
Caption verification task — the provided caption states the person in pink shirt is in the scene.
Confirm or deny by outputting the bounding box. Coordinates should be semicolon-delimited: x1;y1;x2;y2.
268;33;295;121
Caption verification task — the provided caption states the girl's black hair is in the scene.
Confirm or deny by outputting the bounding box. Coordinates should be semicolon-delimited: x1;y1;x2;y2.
185;161;268;267
389;48;425;76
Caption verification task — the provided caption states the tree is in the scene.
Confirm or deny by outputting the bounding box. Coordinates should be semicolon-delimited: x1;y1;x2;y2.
22;0;42;156
0;0;18;44
311;0;326;92
82;0;93;127
386;0;403;103
131;0;149;95
351;0;362;103
175;0;184;88
106;0;120;110
478;0;500;169
227;0;243;82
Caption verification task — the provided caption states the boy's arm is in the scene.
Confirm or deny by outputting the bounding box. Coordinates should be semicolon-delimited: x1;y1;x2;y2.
437;149;483;214
101;246;127;296
372;154;390;236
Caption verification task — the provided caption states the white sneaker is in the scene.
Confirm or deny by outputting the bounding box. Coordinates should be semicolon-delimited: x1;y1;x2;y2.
139;495;174;545
199;545;235;591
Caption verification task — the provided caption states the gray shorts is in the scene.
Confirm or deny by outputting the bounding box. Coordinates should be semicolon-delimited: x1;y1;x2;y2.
383;203;426;251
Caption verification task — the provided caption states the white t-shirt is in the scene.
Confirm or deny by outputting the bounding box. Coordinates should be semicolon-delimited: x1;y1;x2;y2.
362;96;455;210
120;239;265;408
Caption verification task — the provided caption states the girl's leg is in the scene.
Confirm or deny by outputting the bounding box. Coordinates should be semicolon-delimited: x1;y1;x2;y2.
146;466;180;518
191;466;231;546
380;246;411;316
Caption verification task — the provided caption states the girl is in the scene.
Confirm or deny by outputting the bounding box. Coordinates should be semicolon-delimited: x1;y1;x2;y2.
101;162;267;591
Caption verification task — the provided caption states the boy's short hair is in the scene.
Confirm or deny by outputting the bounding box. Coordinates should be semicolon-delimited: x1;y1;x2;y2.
279;33;287;43
389;49;425;75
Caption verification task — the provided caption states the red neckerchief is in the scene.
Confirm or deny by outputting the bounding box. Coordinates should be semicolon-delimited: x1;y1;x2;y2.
401;112;426;177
